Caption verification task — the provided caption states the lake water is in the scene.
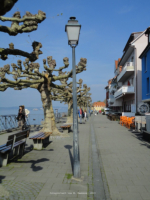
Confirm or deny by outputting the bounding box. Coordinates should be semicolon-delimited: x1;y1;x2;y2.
0;107;68;126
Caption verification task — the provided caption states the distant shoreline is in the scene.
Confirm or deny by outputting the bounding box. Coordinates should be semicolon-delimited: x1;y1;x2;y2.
0;106;68;109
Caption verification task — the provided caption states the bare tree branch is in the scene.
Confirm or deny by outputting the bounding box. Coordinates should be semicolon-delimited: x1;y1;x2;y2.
0;41;43;61
0;10;46;36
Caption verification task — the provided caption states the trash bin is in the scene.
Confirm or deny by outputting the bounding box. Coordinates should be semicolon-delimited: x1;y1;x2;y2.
146;113;150;132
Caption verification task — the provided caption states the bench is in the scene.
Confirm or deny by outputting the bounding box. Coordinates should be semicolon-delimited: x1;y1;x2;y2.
0;129;30;167
29;132;52;150
60;125;71;134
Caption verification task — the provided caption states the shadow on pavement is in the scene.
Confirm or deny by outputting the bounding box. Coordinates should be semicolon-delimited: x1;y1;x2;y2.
29;126;42;133
64;145;73;173
132;131;150;149
57;128;63;132
140;143;150;149
43;141;52;148
14;158;49;172
0;176;5;183
24;144;34;155
41;148;54;151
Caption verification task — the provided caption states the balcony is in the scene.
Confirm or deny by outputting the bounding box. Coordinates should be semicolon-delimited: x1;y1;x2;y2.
109;86;117;94
114;86;134;99
109;99;122;107
107;95;115;104
117;62;134;82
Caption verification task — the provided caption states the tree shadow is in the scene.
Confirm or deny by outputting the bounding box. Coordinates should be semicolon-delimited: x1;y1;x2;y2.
13;158;49;172
64;145;73;173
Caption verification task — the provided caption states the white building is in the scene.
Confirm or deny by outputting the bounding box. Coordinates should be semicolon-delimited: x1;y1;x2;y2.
107;59;122;111
114;31;147;116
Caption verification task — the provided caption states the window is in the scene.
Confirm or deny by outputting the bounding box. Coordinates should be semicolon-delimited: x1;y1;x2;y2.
131;57;134;62
144;55;147;72
147;77;149;94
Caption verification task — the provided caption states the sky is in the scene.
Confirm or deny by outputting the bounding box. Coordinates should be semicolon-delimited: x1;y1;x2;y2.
0;0;150;108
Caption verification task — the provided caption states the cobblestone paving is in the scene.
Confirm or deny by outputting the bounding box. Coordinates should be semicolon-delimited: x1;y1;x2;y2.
0;116;109;200
0;180;44;200
88;123;94;200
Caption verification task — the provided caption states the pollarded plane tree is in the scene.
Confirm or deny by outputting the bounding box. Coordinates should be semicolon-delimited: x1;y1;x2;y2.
78;92;92;111
57;79;88;124
51;81;90;124
77;86;91;111
0;56;87;135
0;0;46;61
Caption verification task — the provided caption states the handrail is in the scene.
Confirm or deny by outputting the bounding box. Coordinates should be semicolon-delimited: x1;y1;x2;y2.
0;112;67;132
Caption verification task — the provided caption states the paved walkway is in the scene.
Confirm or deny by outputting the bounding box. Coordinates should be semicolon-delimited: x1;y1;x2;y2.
92;115;150;200
0;115;150;200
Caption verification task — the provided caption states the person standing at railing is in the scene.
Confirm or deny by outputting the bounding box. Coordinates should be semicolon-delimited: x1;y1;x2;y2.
17;106;26;130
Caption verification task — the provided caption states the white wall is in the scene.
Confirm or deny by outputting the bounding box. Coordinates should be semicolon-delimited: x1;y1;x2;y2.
132;33;147;106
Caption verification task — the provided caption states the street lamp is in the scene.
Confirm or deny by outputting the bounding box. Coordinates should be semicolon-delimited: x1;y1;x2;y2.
65;17;81;178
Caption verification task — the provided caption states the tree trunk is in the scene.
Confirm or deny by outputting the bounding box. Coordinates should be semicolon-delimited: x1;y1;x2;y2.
50;102;62;136
39;84;62;136
66;101;73;124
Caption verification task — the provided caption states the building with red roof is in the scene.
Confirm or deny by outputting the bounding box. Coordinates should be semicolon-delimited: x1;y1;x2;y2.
92;102;106;111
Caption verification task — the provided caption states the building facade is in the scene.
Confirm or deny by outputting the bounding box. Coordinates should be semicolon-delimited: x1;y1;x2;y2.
139;27;150;104
115;31;147;115
92;102;106;111
105;59;122;111
105;30;148;116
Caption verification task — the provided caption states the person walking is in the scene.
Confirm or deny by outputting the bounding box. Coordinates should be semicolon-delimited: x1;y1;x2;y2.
80;108;82;124
89;109;91;116
78;109;80;121
84;110;87;123
82;108;84;119
17;106;25;130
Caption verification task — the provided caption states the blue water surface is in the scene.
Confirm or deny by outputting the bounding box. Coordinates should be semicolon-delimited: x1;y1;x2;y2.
0;107;68;125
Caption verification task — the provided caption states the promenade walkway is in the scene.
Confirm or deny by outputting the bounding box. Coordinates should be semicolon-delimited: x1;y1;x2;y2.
0;115;150;200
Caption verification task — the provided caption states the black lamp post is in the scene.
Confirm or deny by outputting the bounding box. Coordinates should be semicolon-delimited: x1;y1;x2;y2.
65;17;81;178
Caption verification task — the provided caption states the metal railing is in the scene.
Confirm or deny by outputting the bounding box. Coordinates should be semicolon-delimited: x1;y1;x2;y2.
0;115;18;132
0;112;68;132
117;62;134;82
114;85;134;99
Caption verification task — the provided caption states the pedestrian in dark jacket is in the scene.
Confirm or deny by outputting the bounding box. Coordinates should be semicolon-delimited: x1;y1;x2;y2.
17;106;25;130
81;108;84;118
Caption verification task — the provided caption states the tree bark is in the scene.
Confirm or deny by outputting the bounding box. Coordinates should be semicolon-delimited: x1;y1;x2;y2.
66;101;73;124
39;84;62;136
